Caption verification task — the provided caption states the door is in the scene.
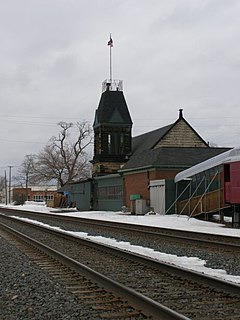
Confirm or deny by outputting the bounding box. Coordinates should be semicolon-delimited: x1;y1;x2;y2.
150;180;165;214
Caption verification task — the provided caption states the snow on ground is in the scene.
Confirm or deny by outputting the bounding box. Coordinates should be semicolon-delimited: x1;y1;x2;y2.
4;201;240;237
1;202;240;284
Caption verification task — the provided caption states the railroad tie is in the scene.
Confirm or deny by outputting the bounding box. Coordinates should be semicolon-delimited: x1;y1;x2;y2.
99;310;144;319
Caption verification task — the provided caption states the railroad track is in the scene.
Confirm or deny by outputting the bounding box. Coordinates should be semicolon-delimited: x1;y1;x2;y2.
1;208;240;279
1;215;240;319
1;207;240;250
0;222;188;320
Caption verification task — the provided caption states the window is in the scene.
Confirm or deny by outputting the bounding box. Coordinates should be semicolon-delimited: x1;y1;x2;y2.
120;132;124;154
107;132;125;155
33;194;54;201
33;195;44;201
98;185;123;200
224;163;230;182
108;133;112;153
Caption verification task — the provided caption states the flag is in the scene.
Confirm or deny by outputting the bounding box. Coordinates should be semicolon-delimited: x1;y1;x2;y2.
107;36;113;47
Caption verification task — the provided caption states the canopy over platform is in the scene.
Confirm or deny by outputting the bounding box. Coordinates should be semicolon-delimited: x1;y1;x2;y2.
174;147;240;183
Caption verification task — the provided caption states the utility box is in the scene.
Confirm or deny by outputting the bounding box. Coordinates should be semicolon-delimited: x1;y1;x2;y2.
135;199;148;215
130;194;141;214
130;194;141;201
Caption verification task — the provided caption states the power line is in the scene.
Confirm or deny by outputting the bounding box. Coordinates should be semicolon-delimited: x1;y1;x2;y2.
0;113;83;120
1;113;240;122
0;165;20;168
0;138;45;144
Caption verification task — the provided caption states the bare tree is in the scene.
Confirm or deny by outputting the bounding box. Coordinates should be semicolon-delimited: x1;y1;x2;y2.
12;154;36;203
16;154;36;188
33;121;92;187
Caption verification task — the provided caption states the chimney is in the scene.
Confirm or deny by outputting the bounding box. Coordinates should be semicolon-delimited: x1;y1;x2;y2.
179;108;183;119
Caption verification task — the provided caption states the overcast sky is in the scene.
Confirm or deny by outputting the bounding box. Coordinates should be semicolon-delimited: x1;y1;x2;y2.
1;0;240;177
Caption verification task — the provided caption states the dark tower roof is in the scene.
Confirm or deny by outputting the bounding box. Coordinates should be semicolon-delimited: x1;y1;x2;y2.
93;80;132;127
92;79;133;176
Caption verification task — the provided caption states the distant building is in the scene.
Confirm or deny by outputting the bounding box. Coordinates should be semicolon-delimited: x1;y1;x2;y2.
0;188;6;204
12;185;58;206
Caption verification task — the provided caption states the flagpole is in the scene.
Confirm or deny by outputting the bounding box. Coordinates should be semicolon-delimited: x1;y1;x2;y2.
107;34;113;82
109;45;112;81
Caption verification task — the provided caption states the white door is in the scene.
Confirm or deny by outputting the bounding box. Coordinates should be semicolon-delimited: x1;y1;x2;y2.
150;180;165;214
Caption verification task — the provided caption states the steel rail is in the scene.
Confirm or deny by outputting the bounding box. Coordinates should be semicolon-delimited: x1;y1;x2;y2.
0;222;189;320
1;214;240;296
0;207;239;250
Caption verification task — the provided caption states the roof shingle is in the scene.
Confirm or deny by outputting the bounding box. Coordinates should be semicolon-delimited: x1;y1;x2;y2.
93;90;132;126
120;147;231;172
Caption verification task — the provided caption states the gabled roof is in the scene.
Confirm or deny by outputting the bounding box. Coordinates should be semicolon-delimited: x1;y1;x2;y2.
132;109;208;155
120;147;230;173
93;90;132;127
132;124;173;154
169;112;208;148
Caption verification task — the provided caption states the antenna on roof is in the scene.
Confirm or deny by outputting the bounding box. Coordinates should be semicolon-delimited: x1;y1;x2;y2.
107;34;113;81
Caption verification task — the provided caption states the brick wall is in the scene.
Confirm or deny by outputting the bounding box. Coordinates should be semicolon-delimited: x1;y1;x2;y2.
123;168;181;208
124;171;149;208
12;187;57;204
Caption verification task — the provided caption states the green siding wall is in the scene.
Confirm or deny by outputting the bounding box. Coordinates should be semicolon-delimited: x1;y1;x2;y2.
70;181;92;211
94;174;123;211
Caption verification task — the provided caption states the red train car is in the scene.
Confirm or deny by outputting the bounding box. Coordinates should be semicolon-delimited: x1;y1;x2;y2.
175;148;240;227
224;160;240;205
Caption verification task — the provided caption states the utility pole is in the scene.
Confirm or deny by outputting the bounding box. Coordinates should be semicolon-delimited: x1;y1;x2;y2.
8;166;12;204
4;170;7;205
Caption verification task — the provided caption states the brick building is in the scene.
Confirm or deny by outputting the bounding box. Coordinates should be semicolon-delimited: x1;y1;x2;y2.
70;79;229;213
119;110;229;212
12;186;58;206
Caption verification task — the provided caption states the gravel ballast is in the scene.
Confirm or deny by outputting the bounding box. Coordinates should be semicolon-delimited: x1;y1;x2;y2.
0;236;99;320
1;216;240;320
43;220;240;277
2;214;240;277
